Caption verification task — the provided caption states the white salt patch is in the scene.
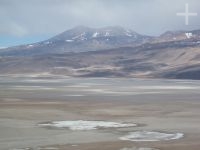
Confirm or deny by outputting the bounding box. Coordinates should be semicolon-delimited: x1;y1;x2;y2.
3;98;23;102
9;72;52;78
39;120;136;130
82;89;162;95
120;131;184;142
12;86;55;90
65;85;90;88
11;148;32;150
23;79;61;83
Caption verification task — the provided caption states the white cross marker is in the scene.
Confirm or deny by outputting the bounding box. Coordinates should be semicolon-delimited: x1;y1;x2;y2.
176;3;197;25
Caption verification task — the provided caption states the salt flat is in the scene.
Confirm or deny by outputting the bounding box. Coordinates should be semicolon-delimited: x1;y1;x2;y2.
38;120;137;130
0;77;200;150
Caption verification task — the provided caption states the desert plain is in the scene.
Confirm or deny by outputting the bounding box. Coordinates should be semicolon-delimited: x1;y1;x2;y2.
0;76;200;150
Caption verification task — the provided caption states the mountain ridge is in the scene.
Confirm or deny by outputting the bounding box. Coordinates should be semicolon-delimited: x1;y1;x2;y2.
0;26;151;56
0;26;200;80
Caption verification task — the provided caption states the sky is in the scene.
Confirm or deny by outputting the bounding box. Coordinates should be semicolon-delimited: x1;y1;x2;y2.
0;0;200;48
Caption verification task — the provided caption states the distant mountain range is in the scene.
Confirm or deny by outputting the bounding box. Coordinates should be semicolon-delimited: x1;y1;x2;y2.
0;26;200;79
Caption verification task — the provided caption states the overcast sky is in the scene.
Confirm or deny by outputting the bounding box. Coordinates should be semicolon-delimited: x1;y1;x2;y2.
0;0;200;47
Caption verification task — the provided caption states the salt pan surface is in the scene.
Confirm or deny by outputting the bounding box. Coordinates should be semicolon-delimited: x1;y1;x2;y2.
120;131;184;141
39;120;136;130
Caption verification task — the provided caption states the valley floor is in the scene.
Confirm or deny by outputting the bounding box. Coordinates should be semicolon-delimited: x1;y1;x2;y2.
0;77;200;150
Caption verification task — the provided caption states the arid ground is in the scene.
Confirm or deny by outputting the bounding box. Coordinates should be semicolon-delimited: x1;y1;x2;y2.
0;77;200;150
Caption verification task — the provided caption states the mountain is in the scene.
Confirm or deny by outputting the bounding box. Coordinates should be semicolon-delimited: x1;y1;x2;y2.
152;29;200;43
0;27;200;80
0;26;151;56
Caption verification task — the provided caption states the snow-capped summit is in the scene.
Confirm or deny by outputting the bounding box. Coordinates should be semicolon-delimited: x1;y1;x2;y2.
27;26;150;54
50;26;145;43
0;26;151;56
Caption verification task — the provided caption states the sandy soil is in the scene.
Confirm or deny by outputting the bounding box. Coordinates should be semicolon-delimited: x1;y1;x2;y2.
0;97;200;150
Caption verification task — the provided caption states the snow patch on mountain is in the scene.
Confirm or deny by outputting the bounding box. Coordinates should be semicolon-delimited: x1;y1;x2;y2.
105;31;110;37
125;30;133;37
43;41;52;45
125;32;133;37
27;45;33;48
185;32;193;39
92;32;99;38
72;32;87;40
65;40;74;42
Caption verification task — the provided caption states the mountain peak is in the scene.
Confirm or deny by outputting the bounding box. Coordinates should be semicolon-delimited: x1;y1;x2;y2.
70;25;91;31
0;26;151;56
50;26;142;43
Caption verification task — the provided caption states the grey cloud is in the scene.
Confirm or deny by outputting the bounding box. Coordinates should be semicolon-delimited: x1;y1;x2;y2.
0;0;200;37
